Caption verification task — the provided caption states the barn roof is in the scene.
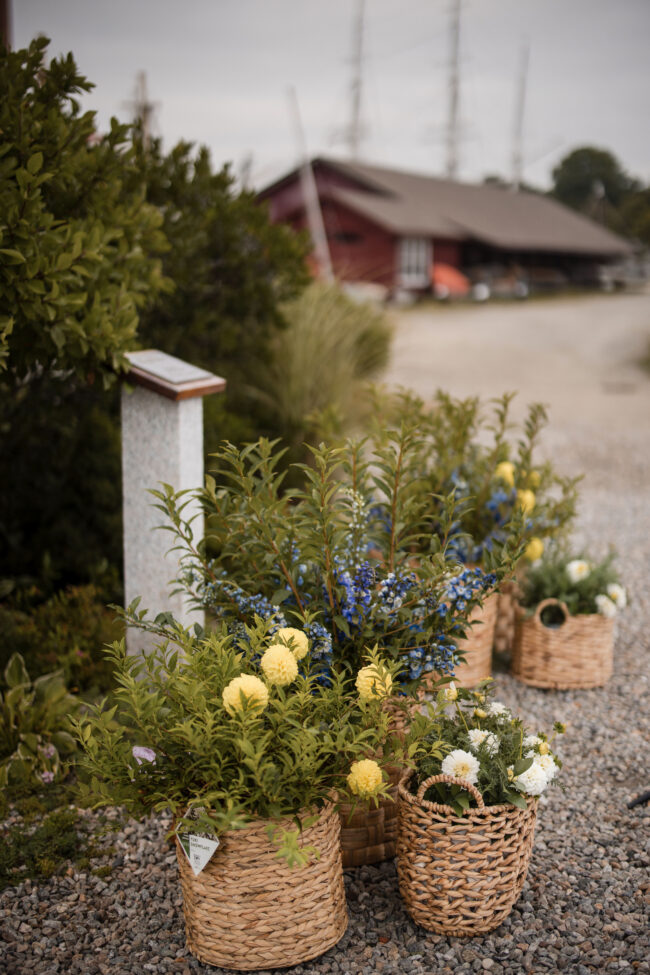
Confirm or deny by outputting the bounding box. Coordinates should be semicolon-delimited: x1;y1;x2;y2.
261;157;632;257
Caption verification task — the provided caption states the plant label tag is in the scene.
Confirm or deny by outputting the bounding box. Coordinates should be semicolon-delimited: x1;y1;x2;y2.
179;833;220;877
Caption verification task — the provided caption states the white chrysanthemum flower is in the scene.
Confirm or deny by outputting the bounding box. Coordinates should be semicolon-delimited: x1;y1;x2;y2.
467;729;499;756
523;734;542;749
441;749;480;785
532;753;558;784
606;583;627;610
513;762;548;796
566;559;591;583
486;701;510;719
595;594;617;619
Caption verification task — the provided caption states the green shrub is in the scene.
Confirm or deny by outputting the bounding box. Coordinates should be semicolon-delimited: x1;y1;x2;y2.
0;653;79;788
0;808;83;890
0;584;122;693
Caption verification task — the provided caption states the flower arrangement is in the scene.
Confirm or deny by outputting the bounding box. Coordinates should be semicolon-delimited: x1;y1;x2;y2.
404;679;564;814
369;390;579;571
73;614;402;863
154;432;519;690
517;547;627;621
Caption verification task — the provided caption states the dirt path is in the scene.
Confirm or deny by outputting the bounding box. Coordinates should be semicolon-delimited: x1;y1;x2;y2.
385;290;650;485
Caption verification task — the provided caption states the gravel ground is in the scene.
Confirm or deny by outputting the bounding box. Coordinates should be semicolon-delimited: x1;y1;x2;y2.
1;433;648;975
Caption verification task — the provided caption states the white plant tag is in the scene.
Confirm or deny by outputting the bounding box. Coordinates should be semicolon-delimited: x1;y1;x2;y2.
179;833;220;877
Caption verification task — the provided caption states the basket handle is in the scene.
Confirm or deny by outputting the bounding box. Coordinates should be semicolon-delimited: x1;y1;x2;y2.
415;773;485;809
533;598;569;626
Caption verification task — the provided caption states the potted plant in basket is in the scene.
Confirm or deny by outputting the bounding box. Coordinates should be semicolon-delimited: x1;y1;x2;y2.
397;680;565;936
363;389;579;685
73;615;396;971
512;547;627;689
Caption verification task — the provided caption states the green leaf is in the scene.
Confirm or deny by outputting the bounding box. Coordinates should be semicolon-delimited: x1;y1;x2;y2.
513;757;534;776
0;248;26;264
334;615;351;639
4;653;30;689
506;790;528;809
27;152;44;174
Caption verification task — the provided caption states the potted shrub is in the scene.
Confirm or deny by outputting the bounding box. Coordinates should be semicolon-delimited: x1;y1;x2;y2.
154;433;515;865
512;548;626;689
74;616;393;971
397;680;564;935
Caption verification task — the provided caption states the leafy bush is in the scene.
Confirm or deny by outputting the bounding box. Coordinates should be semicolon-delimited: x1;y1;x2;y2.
75;617;399;861
0;584;123;693
0;808;81;890
0;654;79;788
153;431;520;686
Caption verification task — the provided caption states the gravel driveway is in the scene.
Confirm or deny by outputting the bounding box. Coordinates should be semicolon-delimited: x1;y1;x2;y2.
1;292;649;975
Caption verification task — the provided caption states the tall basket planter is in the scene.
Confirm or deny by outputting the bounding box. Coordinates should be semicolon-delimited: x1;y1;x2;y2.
397;773;538;936
420;592;499;692
175;802;347;970
512;598;614;690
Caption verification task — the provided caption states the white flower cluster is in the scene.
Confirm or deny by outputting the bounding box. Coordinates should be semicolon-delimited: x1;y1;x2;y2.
467;728;499;756
595;583;627;618
510;741;559;796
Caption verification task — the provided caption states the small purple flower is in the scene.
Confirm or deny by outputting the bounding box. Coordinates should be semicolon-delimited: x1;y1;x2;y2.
41;771;55;784
132;746;157;766
42;744;56;759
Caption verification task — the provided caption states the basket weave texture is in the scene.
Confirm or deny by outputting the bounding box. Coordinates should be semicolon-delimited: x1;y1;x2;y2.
421;592;499;692
339;765;402;868
493;580;519;656
397;773;537;936
512;598;614;689
338;697;420;868
175;801;347;970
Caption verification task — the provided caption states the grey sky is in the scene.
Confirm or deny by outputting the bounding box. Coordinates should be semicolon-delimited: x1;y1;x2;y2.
13;0;650;191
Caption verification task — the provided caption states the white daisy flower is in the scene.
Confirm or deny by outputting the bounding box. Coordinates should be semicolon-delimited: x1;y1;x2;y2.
595;594;617;619
468;728;499;756
606;583;627;609
513;762;548;796
441;749;480;785
533;753;558;783
523;735;542;749
566;559;591;583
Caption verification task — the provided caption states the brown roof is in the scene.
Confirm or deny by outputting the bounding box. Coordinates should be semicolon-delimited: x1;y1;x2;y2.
268;157;632;257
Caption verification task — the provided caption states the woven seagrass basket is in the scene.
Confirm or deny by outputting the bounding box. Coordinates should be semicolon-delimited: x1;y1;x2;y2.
175;802;347;970
338;697;421;868
420;592;499;692
397;773;537;937
493;579;519;656
512;598;614;689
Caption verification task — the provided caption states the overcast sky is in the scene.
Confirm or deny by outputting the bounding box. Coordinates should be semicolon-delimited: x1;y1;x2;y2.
13;0;650;192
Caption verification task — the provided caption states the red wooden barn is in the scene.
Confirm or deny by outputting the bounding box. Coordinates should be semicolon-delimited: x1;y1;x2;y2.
257;157;632;295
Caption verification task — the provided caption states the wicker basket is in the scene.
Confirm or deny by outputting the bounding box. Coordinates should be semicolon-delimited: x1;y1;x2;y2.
493;579;519;656
420;592;499;692
175;802;347;970
338;697;421;868
397;773;538;936
512;598;614;689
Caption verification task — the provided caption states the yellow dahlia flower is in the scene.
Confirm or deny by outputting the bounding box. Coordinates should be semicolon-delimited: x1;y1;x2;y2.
260;644;298;686
222;674;269;715
356;663;393;702
274;627;309;660
525;537;544;562
495;461;515;488
347;759;383;798
517;489;536;514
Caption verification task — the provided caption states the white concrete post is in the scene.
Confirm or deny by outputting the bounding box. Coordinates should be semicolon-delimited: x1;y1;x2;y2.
121;350;226;654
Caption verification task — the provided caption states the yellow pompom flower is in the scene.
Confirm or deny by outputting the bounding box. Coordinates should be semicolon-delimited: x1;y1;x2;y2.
222;674;269;715
517;489;536;514
538;741;550;755
260;644;299;686
525;537;544;562
356;663;393;702
495;461;515;488
347;759;383;798
528;470;541;488
274;627;309;660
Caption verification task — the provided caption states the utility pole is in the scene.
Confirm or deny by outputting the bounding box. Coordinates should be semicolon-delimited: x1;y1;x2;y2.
348;0;365;159
511;41;530;191
287;86;333;283
1;0;11;49
445;0;461;180
126;71;157;149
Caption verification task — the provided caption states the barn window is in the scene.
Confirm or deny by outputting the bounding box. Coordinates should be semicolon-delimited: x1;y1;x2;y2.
398;237;432;287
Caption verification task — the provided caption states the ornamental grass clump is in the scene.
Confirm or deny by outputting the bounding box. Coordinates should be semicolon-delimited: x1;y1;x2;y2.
154;430;518;690
73;615;399;862
405;679;564;814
